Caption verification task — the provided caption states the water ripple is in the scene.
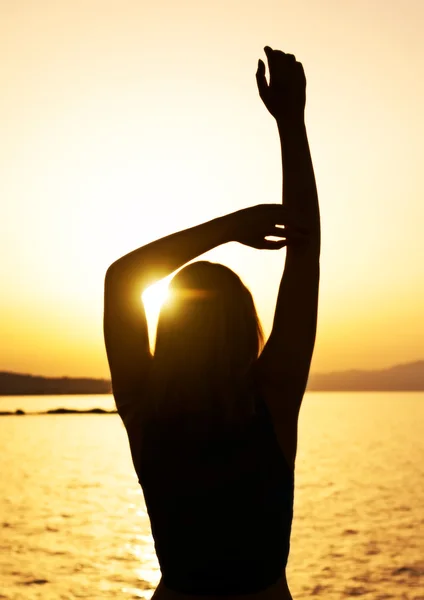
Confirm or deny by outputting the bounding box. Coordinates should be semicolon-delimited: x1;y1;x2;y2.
0;393;423;599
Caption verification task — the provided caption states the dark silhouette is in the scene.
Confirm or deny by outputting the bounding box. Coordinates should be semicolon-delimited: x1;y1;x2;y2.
0;408;115;416
104;47;320;600
0;372;112;395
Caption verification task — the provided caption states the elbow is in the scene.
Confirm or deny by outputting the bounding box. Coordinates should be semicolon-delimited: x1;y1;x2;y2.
105;264;115;281
105;261;121;285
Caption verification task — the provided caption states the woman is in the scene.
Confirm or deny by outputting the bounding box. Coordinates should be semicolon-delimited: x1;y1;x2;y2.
104;46;320;600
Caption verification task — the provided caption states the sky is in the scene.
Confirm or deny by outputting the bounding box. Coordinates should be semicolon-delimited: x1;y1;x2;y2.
1;0;423;378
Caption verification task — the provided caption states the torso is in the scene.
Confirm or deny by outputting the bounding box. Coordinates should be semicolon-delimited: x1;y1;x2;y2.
122;388;295;600
151;572;293;600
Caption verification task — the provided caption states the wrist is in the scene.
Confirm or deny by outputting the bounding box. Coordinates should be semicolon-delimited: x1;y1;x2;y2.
213;214;236;245
276;114;306;133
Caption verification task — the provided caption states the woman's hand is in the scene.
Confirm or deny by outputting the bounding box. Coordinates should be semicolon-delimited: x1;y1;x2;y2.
225;204;308;250
256;46;306;122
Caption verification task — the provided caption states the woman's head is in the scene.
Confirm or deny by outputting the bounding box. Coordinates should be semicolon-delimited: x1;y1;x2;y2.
151;261;263;425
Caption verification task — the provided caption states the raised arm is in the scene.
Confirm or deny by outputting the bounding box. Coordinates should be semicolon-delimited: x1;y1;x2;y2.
254;47;320;466
104;214;232;423
104;204;298;423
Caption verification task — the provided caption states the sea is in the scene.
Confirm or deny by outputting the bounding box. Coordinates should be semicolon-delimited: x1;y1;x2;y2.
0;392;423;600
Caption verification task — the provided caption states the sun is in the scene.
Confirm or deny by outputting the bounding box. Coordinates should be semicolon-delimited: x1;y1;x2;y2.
141;277;171;353
142;279;170;316
141;279;172;352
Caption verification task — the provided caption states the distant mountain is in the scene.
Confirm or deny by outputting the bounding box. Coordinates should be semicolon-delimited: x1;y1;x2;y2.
0;372;111;395
0;361;423;395
307;360;424;391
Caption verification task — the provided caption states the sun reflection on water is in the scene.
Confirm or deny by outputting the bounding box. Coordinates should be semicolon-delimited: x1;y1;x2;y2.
122;587;153;599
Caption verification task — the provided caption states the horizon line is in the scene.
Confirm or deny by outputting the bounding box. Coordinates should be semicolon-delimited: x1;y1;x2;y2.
1;358;423;381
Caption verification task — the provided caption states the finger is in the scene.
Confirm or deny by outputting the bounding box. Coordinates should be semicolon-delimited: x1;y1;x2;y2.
262;238;288;250
255;59;269;100
263;205;312;231
284;228;311;240
261;205;292;226
271;225;309;239
273;49;287;58
263;46;275;83
261;207;296;229
271;225;288;237
258;204;287;218
257;204;310;232
271;49;289;64
261;204;301;227
295;61;306;85
262;203;287;210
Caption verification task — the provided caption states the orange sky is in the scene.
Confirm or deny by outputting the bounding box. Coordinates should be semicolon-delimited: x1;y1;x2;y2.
1;0;423;378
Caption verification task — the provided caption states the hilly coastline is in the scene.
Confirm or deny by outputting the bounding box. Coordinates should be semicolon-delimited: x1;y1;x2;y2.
0;372;111;396
1;361;423;395
306;360;424;391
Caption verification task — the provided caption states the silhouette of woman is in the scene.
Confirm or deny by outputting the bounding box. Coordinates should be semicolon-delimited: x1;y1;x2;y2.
104;47;320;600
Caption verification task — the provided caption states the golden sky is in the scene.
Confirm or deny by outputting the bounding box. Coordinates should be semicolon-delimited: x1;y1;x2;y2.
1;0;423;378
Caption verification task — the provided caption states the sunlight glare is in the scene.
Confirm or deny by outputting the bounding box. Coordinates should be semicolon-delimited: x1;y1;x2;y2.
142;279;171;352
142;280;170;315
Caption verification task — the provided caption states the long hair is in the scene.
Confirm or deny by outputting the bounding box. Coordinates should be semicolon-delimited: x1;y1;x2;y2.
150;261;264;434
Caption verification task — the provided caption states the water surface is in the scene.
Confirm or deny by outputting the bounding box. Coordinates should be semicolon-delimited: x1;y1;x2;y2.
1;392;423;599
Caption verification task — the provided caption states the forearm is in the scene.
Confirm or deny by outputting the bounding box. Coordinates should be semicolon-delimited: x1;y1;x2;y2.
277;118;321;256
107;215;232;288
